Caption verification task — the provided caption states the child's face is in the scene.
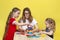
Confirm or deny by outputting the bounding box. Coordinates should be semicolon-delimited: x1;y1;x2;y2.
25;11;30;19
13;11;20;18
45;21;51;28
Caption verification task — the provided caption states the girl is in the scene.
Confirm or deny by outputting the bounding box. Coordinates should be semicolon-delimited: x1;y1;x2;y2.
18;7;38;34
3;7;28;40
40;18;56;39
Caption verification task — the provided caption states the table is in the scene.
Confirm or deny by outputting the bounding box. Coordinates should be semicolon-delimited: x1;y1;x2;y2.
14;32;53;40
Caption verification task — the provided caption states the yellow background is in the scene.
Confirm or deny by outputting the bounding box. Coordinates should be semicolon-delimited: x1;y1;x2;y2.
0;0;60;40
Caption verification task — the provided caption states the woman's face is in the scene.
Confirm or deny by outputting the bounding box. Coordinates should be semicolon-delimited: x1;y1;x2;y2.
45;21;51;28
13;11;20;18
24;11;30;19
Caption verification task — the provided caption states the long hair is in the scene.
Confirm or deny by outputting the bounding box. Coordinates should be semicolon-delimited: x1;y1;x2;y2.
19;7;33;23
45;18;56;32
3;7;20;40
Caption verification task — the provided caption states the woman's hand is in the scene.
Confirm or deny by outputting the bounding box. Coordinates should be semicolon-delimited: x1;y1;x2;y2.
27;24;33;27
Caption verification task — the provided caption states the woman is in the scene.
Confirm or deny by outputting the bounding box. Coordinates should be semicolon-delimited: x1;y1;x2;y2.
18;7;38;34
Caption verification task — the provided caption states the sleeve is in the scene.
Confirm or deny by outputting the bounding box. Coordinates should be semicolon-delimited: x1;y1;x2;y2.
9;18;16;24
31;18;37;26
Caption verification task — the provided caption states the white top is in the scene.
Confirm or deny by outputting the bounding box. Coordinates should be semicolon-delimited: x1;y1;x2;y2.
19;18;37;30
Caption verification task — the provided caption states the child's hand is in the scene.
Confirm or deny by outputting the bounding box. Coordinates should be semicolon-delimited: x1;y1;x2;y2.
39;31;44;34
40;31;46;34
25;23;29;25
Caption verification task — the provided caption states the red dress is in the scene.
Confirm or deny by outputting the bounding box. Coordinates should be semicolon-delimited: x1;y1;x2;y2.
4;18;16;40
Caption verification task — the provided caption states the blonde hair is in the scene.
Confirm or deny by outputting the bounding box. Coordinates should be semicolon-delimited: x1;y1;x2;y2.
45;18;56;32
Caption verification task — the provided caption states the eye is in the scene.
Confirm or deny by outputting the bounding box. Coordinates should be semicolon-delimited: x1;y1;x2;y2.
50;22;52;23
18;13;20;14
25;13;28;14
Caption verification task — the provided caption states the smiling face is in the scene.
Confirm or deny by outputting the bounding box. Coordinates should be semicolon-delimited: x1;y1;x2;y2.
24;11;30;19
45;18;55;32
13;11;20;18
22;8;33;23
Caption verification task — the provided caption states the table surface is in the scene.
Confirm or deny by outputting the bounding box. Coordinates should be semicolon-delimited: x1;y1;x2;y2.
14;32;53;40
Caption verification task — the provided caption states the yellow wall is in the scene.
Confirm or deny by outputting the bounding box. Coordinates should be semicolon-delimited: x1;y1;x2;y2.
0;0;60;40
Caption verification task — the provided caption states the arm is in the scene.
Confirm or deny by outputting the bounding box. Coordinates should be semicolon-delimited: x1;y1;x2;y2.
32;23;38;32
42;31;53;35
13;21;28;26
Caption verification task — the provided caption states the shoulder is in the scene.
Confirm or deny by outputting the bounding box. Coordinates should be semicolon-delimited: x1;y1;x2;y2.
9;18;15;23
32;18;37;22
31;18;37;24
10;18;15;20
